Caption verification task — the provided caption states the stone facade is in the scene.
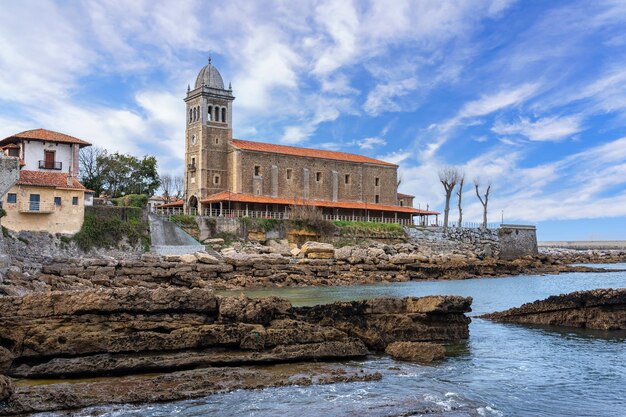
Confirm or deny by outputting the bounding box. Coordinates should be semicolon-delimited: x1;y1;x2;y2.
182;60;416;219
498;224;538;260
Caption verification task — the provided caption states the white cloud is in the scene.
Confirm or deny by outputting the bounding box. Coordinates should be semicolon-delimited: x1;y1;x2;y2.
492;115;583;141
359;137;387;150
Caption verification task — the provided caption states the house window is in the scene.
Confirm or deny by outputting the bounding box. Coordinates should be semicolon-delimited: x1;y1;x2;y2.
286;169;292;180
375;177;380;186
29;194;40;211
72;196;78;205
7;193;16;204
213;175;220;185
215;137;219;145
399;201;404;206
345;174;350;184
8;148;19;157
316;172;322;182
375;195;380;203
54;197;62;206
191;135;196;145
254;166;261;176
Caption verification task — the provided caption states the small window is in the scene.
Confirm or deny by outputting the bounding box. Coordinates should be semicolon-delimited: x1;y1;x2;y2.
7;193;16;204
213;175;220;185
208;106;213;121
222;108;226;123
215;137;219;145
375;195;380;203
191;134;196;145
72;196;78;205
286;169;292;180
345;174;350;184
316;172;322;182
399;201;404;206
375;177;380;186
8;148;19;157
254;166;261;176
54;197;62;206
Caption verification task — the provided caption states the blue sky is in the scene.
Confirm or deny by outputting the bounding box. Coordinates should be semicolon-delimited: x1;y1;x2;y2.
1;0;626;240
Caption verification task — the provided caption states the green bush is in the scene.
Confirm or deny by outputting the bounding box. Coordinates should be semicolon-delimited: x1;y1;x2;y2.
170;214;198;228
1;226;10;238
73;207;149;251
257;218;281;232
0;208;6;219
111;194;149;208
333;221;405;237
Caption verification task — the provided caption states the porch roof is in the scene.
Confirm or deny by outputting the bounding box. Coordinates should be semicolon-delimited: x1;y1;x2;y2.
199;191;439;215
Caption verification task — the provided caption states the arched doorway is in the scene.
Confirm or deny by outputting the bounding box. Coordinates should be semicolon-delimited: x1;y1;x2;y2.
187;195;198;215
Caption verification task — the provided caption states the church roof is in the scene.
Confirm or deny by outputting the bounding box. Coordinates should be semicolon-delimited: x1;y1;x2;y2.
200;191;438;215
195;59;225;89
0;129;91;148
231;139;397;167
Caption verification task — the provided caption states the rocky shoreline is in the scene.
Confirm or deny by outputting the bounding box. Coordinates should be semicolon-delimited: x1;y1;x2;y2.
481;288;626;330
2;242;624;296
0;287;471;414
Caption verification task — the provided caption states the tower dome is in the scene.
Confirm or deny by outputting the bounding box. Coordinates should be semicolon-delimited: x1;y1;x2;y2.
194;58;225;89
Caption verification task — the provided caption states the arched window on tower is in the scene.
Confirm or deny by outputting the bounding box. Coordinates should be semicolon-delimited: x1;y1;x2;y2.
189;109;193;123
214;107;219;122
208;106;213;121
222;108;226;123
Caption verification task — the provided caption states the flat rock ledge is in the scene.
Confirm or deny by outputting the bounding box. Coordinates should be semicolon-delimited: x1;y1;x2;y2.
0;287;471;414
0;364;382;416
385;342;445;363
481;288;626;330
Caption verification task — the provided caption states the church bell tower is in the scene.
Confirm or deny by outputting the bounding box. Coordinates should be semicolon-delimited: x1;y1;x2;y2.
184;58;235;213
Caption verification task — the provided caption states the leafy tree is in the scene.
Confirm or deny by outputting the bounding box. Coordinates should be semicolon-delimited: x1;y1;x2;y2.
80;149;161;198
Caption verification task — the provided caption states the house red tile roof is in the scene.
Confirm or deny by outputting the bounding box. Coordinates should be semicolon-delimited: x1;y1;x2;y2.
199;191;439;215
16;170;87;191
0;128;91;147
231;139;397;167
397;193;415;198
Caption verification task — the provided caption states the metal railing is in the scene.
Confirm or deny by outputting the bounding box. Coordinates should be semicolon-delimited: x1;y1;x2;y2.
38;160;62;170
18;202;56;213
154;207;417;225
428;220;501;230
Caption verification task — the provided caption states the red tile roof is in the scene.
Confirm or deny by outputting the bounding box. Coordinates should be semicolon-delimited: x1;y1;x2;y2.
397;193;415;198
231;139;397;167
156;199;184;208
200;191;439;215
16;170;87;191
0;129;91;147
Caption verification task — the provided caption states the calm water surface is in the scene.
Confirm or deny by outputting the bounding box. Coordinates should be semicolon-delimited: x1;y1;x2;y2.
40;267;626;417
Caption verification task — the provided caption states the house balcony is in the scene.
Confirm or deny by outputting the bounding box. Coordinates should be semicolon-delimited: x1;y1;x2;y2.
39;160;62;170
18;202;56;214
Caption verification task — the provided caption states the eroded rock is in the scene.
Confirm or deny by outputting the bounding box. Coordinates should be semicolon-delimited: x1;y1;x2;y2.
481;288;626;330
385;342;445;363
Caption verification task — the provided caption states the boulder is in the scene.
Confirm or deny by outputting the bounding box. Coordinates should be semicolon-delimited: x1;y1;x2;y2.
290;247;301;257
179;254;197;264
385;342;445;363
301;242;335;259
195;252;219;264
204;238;225;245
0;375;13;402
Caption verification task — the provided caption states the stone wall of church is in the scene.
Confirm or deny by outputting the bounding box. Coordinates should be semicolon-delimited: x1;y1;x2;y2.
235;150;398;204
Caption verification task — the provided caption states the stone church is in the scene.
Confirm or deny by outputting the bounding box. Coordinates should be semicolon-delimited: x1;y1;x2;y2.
169;59;436;224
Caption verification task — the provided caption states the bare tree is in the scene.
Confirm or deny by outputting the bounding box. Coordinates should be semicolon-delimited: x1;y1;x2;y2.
438;167;462;231
79;146;107;196
457;174;465;227
173;175;184;199
474;178;492;229
160;174;172;203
